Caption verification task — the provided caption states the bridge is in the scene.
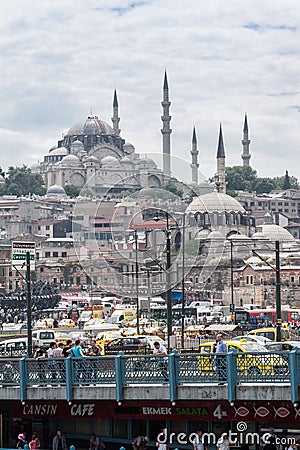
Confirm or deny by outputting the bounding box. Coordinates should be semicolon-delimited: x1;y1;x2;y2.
0;350;299;404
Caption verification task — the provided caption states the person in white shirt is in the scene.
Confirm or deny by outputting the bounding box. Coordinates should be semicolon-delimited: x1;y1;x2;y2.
193;431;207;450
217;433;230;450
153;342;168;381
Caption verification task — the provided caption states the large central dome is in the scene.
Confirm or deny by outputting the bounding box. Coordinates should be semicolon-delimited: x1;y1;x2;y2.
67;114;114;136
186;191;246;214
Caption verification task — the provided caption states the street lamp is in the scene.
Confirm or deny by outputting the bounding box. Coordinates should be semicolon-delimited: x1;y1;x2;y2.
134;230;140;335
153;211;172;351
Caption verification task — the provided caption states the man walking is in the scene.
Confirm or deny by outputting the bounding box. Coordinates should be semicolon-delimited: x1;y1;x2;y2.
153;341;168;381
52;430;67;450
215;333;227;384
193;430;207;450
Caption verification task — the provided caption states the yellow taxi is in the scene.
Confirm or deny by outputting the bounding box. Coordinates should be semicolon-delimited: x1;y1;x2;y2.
199;339;288;377
58;318;75;328
248;327;290;342
55;331;70;346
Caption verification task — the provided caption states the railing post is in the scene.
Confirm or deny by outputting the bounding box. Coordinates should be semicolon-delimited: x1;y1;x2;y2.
226;351;236;402
116;352;124;403
169;350;178;402
19;356;27;402
66;356;73;402
289;348;299;403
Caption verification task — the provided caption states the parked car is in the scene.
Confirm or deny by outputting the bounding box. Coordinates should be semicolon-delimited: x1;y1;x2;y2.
58;319;75;328
103;337;151;355
231;335;272;346
199;340;288;377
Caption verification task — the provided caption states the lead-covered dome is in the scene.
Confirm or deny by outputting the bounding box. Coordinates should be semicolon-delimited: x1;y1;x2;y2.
46;184;66;196
60;154;81;165
186;192;245;214
67;114;113;136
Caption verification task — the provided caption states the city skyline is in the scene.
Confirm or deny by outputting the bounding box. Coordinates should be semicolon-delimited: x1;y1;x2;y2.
0;0;299;183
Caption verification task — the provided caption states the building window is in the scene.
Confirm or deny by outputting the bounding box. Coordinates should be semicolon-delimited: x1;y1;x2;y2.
46;225;50;230
53;252;58;257
40;267;44;273
290;276;295;283
76;276;81;285
45;252;50;258
62;252;67;258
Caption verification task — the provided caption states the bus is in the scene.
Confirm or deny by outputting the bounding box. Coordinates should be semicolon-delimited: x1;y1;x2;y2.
234;308;300;330
151;305;197;324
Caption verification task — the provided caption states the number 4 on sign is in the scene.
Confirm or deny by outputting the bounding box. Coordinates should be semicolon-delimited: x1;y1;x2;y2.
213;404;227;419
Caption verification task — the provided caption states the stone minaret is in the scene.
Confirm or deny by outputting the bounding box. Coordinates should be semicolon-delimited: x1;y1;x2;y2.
111;89;120;136
190;126;199;184
241;112;251;166
216;123;226;194
161;70;172;177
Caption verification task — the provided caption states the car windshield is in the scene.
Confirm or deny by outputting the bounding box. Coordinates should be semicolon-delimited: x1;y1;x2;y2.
239;343;268;352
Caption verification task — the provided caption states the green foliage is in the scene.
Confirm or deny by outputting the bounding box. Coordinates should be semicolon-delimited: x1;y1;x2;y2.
225;166;299;195
163;180;183;198
80;187;95;198
5;165;46;196
64;184;81;198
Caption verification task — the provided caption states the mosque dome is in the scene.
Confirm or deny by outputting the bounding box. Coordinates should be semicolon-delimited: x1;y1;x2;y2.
67;114;113;136
60;154;81;165
186;192;245;214
50;147;68;156
138;156;157;168
123;142;135;154
30;162;40;172
101;155;119;165
255;224;295;243
46;184;66;196
86;155;99;163
121;156;134;165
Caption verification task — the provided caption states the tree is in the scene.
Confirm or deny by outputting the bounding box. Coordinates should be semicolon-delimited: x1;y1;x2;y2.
64;184;81;198
163;180;183;198
283;170;291;190
225;166;257;193
5;166;46;196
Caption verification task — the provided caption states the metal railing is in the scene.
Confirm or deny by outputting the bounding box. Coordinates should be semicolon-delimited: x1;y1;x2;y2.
0;349;298;403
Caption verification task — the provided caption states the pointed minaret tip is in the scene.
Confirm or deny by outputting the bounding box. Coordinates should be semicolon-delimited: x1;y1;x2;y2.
163;70;168;90
243;112;248;133
192;126;197;144
217;123;225;158
113;89;118;107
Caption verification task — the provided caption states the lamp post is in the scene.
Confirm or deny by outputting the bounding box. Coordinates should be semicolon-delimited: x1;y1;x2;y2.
134;230;140;335
275;240;282;342
153;211;172;351
230;239;234;316
181;213;186;350
26;251;33;357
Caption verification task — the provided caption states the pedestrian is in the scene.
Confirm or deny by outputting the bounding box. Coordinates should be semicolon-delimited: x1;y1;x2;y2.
87;340;101;380
62;339;73;357
89;433;105;450
52;430;67;450
17;432;27;449
54;342;65;382
29;435;39;450
156;429;167;450
33;345;47;383
71;339;85;357
193;430;207;450
133;436;148;450
215;333;227;384
216;433;230;450
47;342;58;382
32;433;40;449
153;341;168;381
260;428;279;450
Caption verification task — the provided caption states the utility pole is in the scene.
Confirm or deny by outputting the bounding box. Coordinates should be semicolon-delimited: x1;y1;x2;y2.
275;241;282;342
134;230;140;335
26;251;33;357
165;213;172;351
181;213;185;350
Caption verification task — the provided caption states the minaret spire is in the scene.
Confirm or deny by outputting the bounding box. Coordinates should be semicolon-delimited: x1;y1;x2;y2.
241;112;251;166
216;123;226;193
190;126;199;184
111;89;121;135
161;70;172;177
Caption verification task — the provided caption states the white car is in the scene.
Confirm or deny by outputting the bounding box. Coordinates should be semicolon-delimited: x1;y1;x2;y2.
231;335;272;346
136;335;167;350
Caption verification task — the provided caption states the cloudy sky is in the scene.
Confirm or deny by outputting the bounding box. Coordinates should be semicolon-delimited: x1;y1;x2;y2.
0;0;299;183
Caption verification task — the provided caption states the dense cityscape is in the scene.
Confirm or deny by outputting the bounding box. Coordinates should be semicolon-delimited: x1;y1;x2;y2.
1;2;300;450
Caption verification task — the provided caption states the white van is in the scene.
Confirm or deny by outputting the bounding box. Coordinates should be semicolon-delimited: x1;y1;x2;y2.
0;337;32;357
31;329;56;347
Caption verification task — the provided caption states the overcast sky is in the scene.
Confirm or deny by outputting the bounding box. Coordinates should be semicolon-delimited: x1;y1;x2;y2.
0;0;299;184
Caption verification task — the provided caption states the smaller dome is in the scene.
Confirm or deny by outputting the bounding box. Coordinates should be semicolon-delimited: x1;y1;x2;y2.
30;162;40;172
50;147;68;156
71;140;84;147
101;155;118;165
86;156;99;163
60;154;80;165
121;156;134;165
123;142;135;154
46;184;66;196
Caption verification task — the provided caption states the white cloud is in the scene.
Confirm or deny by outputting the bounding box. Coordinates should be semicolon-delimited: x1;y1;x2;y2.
0;0;299;181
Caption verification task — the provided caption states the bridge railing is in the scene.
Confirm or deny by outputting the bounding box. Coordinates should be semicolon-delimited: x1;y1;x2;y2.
0;350;297;402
